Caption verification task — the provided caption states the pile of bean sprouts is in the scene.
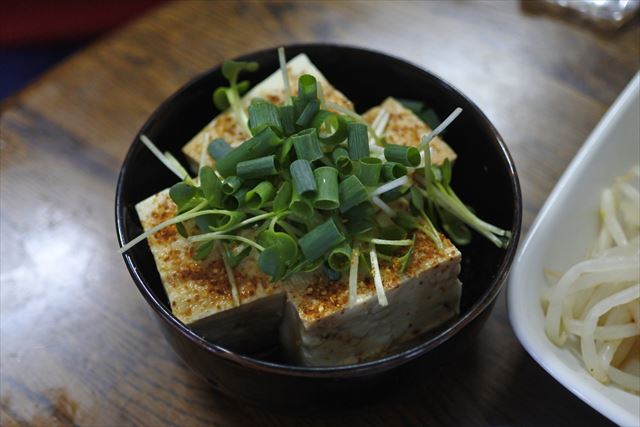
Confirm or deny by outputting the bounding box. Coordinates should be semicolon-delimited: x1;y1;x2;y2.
543;165;640;393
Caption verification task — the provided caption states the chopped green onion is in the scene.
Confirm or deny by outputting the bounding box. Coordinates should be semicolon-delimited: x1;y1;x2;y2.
230;185;251;209
355;157;383;187
207;138;232;161
331;147;353;175
323;263;342;281
313;166;339;210
216;126;282;177
311;110;349;146
328;242;351;271
384;144;421;167
291;128;323;161
345;202;375;234
222;176;242;195
296;99;320;128
289;189;314;218
248;99;282;135
290;159;317;196
298;218;346;261
237;155;278;179
245;181;276;209
382;162;408;181
273;181;292;212
347;123;370;160
298;74;317;103
338;175;369;213
279;105;297;136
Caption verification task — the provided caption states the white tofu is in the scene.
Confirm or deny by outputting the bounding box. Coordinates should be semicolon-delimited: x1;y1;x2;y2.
181;53;354;171
280;233;461;366
135;189;286;353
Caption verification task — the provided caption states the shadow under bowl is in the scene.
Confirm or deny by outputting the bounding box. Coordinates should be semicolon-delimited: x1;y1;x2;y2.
115;43;522;409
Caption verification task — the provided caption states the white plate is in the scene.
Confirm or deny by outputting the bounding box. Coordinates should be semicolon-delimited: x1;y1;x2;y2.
508;72;640;426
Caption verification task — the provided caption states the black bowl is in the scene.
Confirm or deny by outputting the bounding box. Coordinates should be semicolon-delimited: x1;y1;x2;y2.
115;43;522;409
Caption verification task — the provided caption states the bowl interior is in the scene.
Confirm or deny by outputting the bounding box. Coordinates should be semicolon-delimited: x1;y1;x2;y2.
116;44;521;371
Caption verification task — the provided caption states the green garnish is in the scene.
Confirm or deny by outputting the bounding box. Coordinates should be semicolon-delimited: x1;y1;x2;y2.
213;60;259;135
120;55;512;308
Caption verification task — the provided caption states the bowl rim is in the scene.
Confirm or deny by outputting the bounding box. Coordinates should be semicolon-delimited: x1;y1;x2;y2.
115;42;522;377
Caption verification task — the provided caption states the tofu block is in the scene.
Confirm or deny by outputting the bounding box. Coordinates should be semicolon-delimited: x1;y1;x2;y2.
135;189;286;353
363;97;457;166
281;233;461;366
181;53;354;171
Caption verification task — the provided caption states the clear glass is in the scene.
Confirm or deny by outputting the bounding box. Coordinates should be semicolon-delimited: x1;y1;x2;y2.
544;0;640;28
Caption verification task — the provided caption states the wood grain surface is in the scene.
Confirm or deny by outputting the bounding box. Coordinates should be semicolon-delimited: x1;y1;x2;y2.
1;1;638;426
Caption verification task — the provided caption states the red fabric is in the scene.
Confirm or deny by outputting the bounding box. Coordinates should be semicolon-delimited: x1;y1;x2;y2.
0;0;165;47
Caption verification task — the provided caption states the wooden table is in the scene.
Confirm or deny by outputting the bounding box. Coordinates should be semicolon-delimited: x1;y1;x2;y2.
1;1;638;425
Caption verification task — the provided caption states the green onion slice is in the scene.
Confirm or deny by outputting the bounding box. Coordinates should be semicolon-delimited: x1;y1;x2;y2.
313;166;339;210
289;189;314;218
245;181;276;209
207;138;232;161
381;162;408;181
311;110;349;146
328;242;352;272
279;105;297;136
298;218;346;261
345;202;375;235
355;157;383;187
289;159;317;196
296;99;320;128
222;175;242;195
236;155;278;179
338;175;369;213
347;123;369;160
216;126;282;177
291;128;323;162
331;147;353;175
248;98;283;136
298;74;317;103
384;144;421;167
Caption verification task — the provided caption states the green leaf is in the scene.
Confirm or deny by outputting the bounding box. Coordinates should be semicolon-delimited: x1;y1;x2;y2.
257;230;298;281
273;181;292;213
193;240;215;261
438;206;472;245
170;182;199;211
221;60;259;85
199;166;223;207
213;87;230;110
441;158;452;188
